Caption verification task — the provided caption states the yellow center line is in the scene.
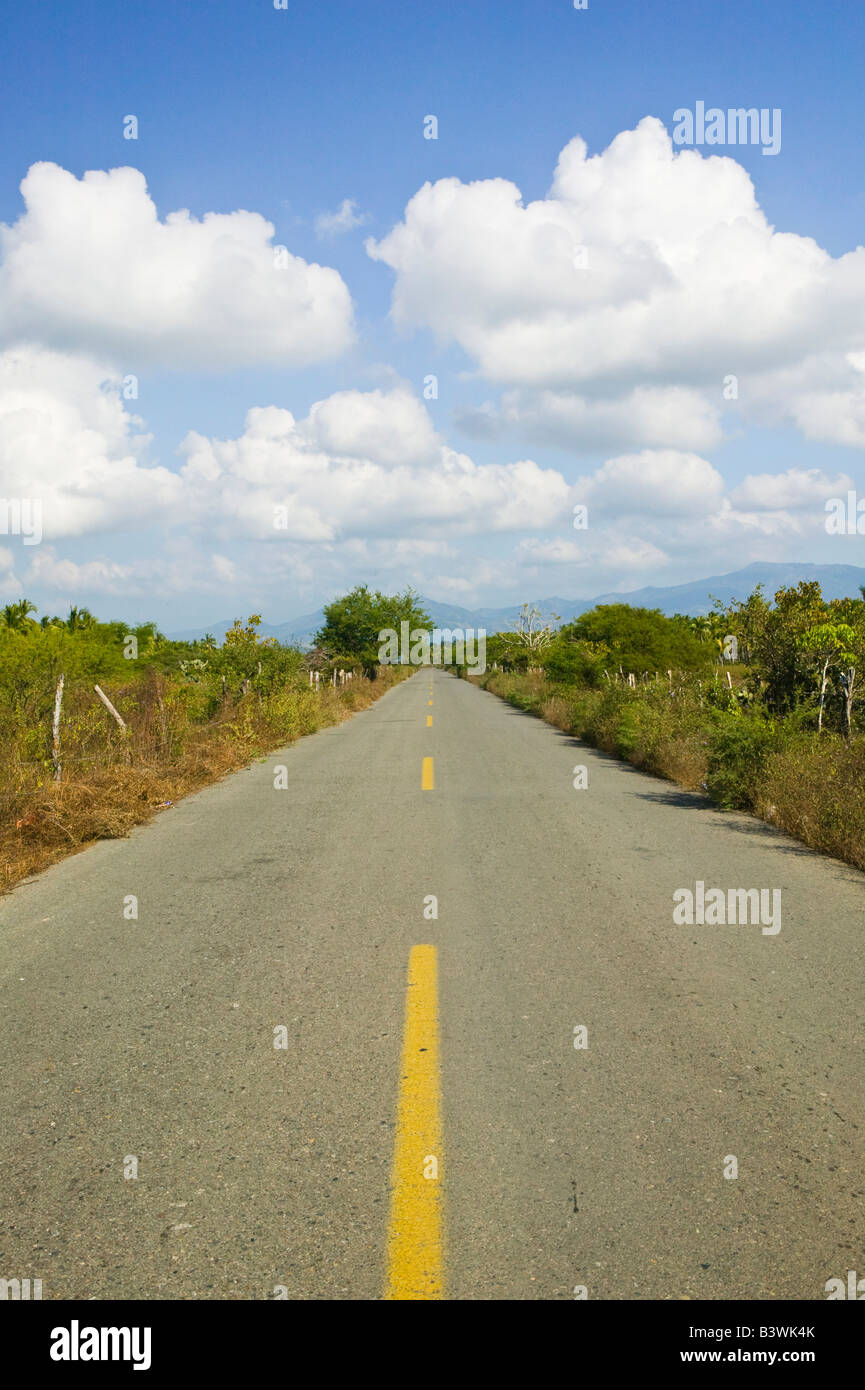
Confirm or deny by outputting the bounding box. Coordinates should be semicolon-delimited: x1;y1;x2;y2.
384;945;444;1300
428;699;433;706
421;756;434;790
426;714;433;727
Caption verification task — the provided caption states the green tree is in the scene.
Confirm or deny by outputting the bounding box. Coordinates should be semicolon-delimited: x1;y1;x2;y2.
543;630;610;686
724;582;827;713
1;599;37;631
315;585;430;668
557;604;711;676
66;605;97;633
796;621;860;732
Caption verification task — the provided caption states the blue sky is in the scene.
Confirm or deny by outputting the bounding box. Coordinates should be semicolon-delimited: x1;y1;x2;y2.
1;0;863;627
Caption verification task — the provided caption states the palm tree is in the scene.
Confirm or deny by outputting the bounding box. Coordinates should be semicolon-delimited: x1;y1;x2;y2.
66;606;96;632
1;599;37;630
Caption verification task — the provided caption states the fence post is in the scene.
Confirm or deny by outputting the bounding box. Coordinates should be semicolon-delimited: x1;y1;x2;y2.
94;684;127;731
52;674;65;781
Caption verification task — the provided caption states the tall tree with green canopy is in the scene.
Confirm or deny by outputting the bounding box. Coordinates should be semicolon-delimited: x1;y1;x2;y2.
315;585;430;668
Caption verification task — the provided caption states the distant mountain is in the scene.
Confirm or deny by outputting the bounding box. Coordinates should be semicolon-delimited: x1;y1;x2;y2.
588;561;865;619
168;562;865;644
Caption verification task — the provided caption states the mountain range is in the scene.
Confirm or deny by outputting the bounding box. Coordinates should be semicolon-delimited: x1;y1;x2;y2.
168;561;865;645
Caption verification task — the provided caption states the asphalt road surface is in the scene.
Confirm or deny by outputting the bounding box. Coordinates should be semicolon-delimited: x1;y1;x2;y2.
1;669;863;1300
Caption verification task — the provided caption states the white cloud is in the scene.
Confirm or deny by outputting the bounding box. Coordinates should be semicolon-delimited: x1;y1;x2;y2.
0;345;181;539
178;384;572;541
315;199;367;238
730;468;853;511
459;384;722;453
302;385;440;467
211;553;237;584
516;538;587;565
0;544;20;599
26;548;134;593
2;349;853;613
0;163;354;368
516;535;669;572
368;117;865;451
575;449;725;517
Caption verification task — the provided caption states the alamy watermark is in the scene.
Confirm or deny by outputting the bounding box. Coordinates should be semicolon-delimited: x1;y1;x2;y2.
0;1276;42;1299
0;497;42;545
825;1269;865;1299
378;622;486;675
50;1322;152;1370
673;102;781;156
673;881;781;935
825;491;865;535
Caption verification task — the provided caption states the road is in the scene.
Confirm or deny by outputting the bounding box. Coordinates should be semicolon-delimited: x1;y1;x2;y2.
1;668;863;1300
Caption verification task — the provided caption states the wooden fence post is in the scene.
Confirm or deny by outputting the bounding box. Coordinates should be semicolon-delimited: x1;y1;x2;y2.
52;674;64;781
94;684;127;731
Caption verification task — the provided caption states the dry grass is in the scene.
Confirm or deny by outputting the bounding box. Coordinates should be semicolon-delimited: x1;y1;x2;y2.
0;668;407;894
539;694;572;732
757;737;865;872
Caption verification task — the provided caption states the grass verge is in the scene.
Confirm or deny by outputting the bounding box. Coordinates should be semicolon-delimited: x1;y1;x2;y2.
1;667;411;894
473;670;865;873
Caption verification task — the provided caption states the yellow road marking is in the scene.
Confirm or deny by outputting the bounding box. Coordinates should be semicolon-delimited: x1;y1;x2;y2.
426;715;433;727
421;756;434;790
384;945;443;1300
428;699;433;706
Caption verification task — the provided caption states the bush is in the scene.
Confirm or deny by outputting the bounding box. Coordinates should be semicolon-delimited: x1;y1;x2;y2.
704;712;781;810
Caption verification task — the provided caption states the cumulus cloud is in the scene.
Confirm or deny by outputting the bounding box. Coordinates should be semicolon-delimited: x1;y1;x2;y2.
2;346;850;611
368;117;865;451
575;449;725;517
26;548;135;593
0;361;571;550
302;385;440;467
315;198;367;238
0;345;181;539
0;163;354;367
178;384;572;541
730;467;852;512
458;384;722;453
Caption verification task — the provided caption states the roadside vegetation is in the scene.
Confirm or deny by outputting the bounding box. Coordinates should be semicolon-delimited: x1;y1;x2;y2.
473;583;865;872
0;590;420;893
